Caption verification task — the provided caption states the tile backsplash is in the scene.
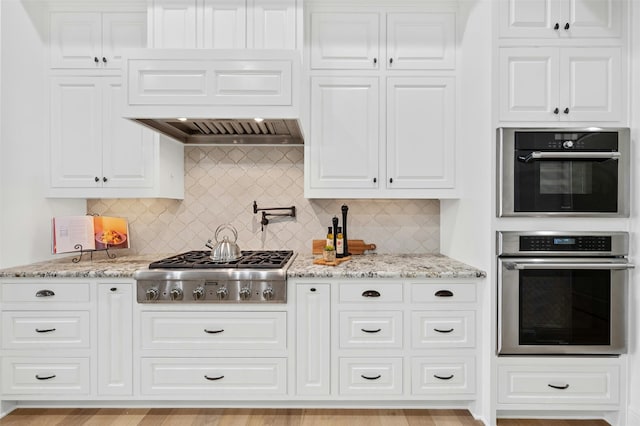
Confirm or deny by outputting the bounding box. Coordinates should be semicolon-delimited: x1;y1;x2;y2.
88;146;440;254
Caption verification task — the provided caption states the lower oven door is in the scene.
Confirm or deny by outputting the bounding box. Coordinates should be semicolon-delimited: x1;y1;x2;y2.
498;258;631;355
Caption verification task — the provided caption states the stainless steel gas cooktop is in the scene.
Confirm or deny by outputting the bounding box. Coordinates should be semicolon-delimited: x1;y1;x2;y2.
134;250;295;303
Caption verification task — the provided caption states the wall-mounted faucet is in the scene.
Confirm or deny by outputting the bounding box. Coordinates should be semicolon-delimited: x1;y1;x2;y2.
253;201;296;231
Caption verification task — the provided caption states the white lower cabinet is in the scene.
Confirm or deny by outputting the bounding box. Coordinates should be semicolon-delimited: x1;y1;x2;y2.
140;358;287;396
294;278;480;402
498;358;621;407
1;357;91;395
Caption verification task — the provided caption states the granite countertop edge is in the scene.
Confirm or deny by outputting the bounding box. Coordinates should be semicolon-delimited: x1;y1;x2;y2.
0;253;487;280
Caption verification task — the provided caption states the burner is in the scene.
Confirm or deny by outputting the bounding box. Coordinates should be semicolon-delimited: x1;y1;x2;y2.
149;250;294;270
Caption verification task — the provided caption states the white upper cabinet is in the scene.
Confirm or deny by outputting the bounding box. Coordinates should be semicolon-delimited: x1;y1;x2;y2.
50;12;146;69
310;12;380;70
49;76;184;198
309;76;379;190
499;47;622;122
499;0;621;39
310;11;454;70
150;0;297;49
151;0;198;48
387;77;455;189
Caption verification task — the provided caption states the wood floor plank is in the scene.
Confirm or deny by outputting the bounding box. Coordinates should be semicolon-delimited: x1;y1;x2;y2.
0;409;610;426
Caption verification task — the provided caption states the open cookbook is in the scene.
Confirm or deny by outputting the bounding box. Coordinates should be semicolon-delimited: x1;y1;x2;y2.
52;216;130;254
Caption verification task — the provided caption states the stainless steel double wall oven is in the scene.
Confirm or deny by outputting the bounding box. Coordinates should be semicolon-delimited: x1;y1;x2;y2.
496;127;632;356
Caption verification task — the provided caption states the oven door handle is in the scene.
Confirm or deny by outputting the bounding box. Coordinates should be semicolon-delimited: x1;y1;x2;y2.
518;151;621;162
504;262;634;270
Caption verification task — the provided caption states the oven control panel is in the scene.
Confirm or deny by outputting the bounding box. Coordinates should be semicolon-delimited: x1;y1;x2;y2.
520;235;611;252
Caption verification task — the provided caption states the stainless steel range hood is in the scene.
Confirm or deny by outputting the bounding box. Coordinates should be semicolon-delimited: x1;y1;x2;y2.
123;49;304;146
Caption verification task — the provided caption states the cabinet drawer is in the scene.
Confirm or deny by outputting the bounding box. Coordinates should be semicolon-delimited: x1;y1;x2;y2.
339;283;403;303
1;282;90;303
412;356;475;395
339;358;403;395
141;357;286;396
411;311;475;348
498;363;620;405
339;311;402;349
140;311;286;351
2;311;90;349
411;283;476;303
1;357;90;395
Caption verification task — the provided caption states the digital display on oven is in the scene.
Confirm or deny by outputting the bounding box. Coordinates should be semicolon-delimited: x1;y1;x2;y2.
553;238;576;245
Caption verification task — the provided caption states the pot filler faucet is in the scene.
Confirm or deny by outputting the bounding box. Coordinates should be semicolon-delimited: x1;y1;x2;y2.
253;201;296;231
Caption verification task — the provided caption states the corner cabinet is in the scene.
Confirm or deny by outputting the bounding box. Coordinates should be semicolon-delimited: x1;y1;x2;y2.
48;76;184;199
305;6;458;199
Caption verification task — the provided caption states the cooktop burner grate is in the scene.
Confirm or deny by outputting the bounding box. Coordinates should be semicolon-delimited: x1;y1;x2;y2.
149;250;294;269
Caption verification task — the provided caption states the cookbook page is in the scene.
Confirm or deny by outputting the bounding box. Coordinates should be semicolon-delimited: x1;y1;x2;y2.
52;216;96;254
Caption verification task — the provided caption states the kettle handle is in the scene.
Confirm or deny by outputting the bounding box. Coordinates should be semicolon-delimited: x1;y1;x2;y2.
214;224;238;243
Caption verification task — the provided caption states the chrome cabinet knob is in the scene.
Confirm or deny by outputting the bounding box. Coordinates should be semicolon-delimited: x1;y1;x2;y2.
145;288;159;301
216;287;228;300
193;287;205;300
263;287;274;300
169;287;183;301
239;287;251;300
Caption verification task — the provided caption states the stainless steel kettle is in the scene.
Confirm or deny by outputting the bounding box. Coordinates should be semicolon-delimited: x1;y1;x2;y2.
205;224;242;261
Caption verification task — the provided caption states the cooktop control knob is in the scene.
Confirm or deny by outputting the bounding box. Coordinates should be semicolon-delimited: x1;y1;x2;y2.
263;287;274;301
563;140;574;149
239;287;251;300
216;287;228;300
169;287;183;301
145;288;159;301
193;287;205;300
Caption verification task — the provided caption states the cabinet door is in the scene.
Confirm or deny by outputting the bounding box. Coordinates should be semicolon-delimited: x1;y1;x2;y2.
50;12;102;69
202;0;246;48
563;0;621;38
387;77;455;189
499;47;560;121
309;77;379;189
50;77;103;188
310;12;379;70
296;284;330;396
102;79;155;188
151;0;198;48
560;47;622;122
498;0;562;38
386;13;455;70
101;13;147;69
98;283;133;396
249;0;296;49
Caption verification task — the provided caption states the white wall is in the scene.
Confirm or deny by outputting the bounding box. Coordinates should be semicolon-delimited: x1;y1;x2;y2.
0;0;85;268
627;2;640;424
440;0;493;423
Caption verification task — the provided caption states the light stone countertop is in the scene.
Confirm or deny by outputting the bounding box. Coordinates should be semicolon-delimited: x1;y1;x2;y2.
0;252;486;280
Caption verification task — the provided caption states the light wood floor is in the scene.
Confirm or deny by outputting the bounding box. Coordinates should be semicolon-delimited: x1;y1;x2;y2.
0;408;609;426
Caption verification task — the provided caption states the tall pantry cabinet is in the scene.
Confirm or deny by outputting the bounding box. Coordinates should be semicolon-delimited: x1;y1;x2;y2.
304;2;458;199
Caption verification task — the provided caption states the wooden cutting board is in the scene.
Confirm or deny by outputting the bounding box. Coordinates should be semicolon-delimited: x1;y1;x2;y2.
312;239;376;255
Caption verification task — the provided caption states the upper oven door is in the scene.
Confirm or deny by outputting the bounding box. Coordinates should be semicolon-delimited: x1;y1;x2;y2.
498;257;630;355
498;128;630;217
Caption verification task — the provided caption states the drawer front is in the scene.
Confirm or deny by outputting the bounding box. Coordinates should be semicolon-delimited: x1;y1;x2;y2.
339;311;403;349
339;283;403;303
1;283;90;303
2;311;90;349
141;358;286;396
412;356;475;395
339;358;403;395
1;357;90;395
411;311;475;348
498;364;620;404
411;283;476;303
140;311;286;351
